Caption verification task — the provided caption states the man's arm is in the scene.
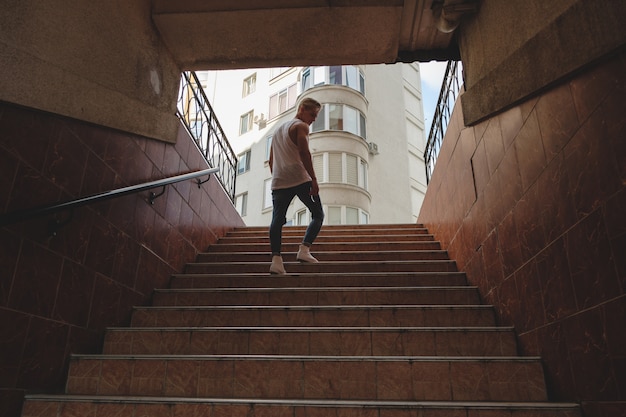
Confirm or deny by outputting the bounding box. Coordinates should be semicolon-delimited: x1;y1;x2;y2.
293;122;319;195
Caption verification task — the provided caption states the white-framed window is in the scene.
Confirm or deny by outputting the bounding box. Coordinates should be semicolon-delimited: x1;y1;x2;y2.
301;66;365;94
263;178;273;209
313;152;368;190
270;67;290;79
268;84;297;119
235;192;248;217
296;209;309;225
265;136;273;161
311;104;366;139
240;110;253;135
237;150;251;174
242;73;256;97
326;205;369;225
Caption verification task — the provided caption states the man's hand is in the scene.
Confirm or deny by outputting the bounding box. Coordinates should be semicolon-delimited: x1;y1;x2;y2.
310;178;319;196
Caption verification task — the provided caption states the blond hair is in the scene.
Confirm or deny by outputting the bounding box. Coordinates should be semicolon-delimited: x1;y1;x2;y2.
298;97;322;111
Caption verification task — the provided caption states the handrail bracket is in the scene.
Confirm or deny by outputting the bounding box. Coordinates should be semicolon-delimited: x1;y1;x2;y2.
149;186;167;205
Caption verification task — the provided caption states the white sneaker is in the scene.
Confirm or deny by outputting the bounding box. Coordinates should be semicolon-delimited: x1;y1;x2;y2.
297;244;319;263
269;255;286;274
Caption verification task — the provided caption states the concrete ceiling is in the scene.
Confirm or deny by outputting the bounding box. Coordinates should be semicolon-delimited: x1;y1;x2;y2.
152;0;472;70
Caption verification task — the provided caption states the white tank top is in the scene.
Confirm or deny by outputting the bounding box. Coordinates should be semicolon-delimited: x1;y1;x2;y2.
271;119;312;190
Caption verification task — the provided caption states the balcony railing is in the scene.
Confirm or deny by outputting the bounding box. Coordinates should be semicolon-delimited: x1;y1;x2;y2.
177;72;237;201
424;61;463;184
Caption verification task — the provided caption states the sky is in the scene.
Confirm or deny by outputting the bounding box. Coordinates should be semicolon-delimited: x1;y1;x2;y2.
419;61;448;132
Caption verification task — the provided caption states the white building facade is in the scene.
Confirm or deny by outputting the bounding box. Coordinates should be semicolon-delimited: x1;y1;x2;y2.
198;63;428;226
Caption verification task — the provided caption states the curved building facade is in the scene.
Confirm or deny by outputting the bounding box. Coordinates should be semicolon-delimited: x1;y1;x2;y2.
200;63;428;226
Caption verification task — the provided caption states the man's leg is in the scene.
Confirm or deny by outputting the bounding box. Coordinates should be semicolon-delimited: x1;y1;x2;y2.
269;187;296;274
295;182;324;262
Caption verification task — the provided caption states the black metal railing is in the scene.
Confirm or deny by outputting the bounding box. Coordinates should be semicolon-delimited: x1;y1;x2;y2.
177;72;237;201
424;60;463;183
0;168;218;233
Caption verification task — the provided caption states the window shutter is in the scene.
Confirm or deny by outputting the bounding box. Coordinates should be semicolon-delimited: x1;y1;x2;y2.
313;154;324;182
288;84;297;109
346;155;358;185
328;153;342;183
269;94;278;119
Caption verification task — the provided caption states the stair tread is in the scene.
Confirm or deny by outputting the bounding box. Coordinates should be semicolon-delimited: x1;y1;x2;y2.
108;325;514;331
74;353;541;361
24;394;581;409
154;285;478;292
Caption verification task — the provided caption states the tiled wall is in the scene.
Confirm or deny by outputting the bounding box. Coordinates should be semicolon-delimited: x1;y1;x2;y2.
0;102;244;416
418;51;625;416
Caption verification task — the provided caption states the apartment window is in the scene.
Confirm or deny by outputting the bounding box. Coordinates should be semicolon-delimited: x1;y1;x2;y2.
263;178;273;209
296;209;308;225
235;192;248;217
314;152;368;190
237;150;251;174
240;110;253;135
242;73;256;97
270;67;290;79
346;207;359;224
268;84;297;119
326;206;369;225
265;136;273;161
301;66;365;95
327;206;342;225
311;104;366;139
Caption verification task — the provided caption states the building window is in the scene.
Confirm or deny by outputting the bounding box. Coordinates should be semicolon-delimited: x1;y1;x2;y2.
301;66;365;95
235;192;248;217
270;67;290;79
311;104;366;139
237;150;251;174
296;209;309;225
269;84;297;119
263;178;273;209
242;73;256;97
265;136;273;161
326;205;369;225
314;152;368;190
240;110;253;135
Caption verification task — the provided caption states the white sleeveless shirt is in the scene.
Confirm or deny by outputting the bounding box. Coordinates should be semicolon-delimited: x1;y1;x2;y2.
271;119;312;190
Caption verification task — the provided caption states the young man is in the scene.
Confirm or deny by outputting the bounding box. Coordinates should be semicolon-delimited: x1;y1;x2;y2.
268;97;325;274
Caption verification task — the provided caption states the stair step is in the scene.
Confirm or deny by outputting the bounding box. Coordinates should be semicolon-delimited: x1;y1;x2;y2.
184;260;458;274
151;286;481;306
130;305;498;327
65;355;548;402
169;271;468;288
196;250;450;262
205;240;443;252
103;326;518;356
218;234;437;243
22;395;582;417
21;224;581;416
226;225;431;237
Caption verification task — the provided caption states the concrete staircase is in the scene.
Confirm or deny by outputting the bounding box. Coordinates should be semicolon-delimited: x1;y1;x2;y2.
22;224;581;416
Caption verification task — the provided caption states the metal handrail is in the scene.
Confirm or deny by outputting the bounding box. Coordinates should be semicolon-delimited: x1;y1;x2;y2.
423;60;463;184
177;71;237;201
0;168;218;229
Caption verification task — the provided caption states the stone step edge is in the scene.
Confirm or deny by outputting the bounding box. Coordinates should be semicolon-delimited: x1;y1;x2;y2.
185;260;457;266
106;325;515;332
71;354;541;362
132;304;496;311
153;285;479;293
171;271;467;278
23;394;581;410
198;250;450;256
